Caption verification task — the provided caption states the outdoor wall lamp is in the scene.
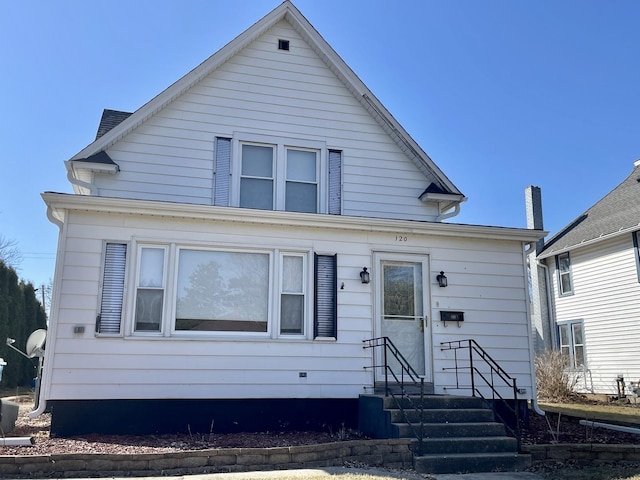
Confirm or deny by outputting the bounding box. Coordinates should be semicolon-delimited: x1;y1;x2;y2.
360;267;370;284
436;271;448;288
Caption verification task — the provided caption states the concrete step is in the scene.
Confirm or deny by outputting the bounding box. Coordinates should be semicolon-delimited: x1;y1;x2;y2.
390;407;494;423
413;452;532;475
413;435;518;454
394;421;506;438
383;394;485;410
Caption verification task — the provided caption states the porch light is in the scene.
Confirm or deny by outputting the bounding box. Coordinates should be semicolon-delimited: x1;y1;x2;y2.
436;271;448;288
360;267;370;284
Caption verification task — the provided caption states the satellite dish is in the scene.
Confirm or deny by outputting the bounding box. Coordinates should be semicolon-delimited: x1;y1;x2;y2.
25;329;46;358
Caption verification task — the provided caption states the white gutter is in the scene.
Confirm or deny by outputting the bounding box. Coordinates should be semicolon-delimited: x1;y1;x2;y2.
42;192;546;244
537;259;558;349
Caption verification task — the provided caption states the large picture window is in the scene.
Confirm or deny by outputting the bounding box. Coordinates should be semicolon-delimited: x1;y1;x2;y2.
175;249;270;333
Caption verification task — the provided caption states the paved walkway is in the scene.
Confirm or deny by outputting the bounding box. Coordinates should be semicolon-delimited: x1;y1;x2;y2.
12;468;543;480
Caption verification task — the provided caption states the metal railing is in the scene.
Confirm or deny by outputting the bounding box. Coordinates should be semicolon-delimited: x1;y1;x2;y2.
440;339;522;451
363;336;425;453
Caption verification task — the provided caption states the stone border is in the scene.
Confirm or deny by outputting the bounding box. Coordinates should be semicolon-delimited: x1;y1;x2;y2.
0;439;413;478
524;444;640;463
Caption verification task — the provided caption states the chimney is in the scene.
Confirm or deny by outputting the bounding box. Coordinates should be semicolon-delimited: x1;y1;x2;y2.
525;185;545;255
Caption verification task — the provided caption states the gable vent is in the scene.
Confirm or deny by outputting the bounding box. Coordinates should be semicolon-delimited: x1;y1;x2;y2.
278;39;290;51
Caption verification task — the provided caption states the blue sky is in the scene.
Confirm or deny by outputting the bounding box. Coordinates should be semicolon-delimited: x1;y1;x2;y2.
1;1;639;289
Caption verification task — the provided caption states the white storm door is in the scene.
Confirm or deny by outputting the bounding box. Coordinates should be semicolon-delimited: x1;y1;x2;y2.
377;254;430;380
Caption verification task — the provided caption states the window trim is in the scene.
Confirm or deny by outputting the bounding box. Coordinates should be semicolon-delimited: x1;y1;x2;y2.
171;245;274;338
557;319;586;370
231;132;327;213
133;245;168;335
555;252;574;296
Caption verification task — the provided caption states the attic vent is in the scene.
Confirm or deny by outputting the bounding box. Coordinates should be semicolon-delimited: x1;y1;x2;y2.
278;39;290;51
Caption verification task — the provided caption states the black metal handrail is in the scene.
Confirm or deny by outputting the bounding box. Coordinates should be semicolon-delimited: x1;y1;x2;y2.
363;336;425;453
440;339;522;451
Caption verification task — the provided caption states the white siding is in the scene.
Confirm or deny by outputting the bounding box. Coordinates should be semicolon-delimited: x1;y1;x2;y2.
44;207;534;402
551;235;640;394
91;20;441;221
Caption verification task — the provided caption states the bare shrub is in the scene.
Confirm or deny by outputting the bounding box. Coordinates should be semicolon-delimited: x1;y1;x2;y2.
535;349;578;401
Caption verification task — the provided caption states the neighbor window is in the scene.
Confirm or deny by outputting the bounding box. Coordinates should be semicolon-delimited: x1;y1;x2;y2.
633;232;640;282
558;320;585;369
556;252;573;296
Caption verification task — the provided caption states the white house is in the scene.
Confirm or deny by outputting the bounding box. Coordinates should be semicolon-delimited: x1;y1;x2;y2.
39;1;543;436
528;161;640;397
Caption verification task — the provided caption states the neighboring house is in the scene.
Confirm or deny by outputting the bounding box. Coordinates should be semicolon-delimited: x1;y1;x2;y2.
38;1;543;436
528;161;640;396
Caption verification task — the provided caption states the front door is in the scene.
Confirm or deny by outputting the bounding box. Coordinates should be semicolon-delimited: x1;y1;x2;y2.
376;253;431;381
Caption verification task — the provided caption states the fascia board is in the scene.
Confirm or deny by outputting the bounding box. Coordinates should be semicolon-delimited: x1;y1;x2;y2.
41;192;546;244
537;227;638;260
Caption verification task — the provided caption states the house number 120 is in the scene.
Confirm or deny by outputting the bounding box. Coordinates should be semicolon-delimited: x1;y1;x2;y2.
395;235;408;242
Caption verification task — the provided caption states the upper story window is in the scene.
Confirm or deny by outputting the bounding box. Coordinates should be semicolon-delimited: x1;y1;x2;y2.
213;133;341;214
556;252;573;296
239;142;319;213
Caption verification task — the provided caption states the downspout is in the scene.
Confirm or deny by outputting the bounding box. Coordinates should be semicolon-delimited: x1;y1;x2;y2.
436;202;461;221
523;242;546;416
65;161;98;195
537;259;558;349
29;203;66;418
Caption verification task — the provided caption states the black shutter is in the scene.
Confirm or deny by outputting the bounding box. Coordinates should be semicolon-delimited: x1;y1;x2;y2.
97;243;127;334
214;137;231;206
328;150;342;215
314;254;337;338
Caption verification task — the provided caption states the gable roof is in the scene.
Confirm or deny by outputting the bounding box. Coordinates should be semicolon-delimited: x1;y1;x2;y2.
539;161;640;259
67;0;463;198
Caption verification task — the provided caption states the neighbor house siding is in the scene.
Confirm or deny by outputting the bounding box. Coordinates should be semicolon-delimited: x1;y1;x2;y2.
90;20;440;221
551;235;640;394
44;205;534;402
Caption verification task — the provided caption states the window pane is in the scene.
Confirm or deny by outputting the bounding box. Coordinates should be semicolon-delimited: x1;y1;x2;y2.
558;324;569;347
242;145;273;177
560;274;572;294
139;248;164;287
558;254;570;273
175;250;269;332
574;345;585;368
135;289;163;331
383;263;422;320
240;178;273;210
285;182;317;213
287;149;316;182
281;294;304;334
572;323;583;345
283;256;303;293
